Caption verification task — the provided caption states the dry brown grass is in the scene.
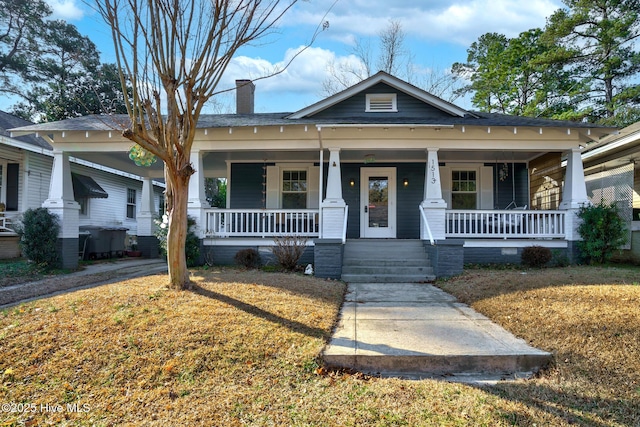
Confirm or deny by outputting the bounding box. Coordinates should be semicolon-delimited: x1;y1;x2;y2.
438;265;640;426
0;265;638;426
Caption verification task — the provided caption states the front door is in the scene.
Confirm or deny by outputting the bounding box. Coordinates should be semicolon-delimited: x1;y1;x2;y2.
360;167;396;238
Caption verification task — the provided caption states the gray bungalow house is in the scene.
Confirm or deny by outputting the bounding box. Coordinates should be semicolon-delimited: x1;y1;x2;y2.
10;72;616;277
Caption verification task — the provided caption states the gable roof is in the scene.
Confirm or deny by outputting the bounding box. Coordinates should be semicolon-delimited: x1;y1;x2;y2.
286;71;473;119
0;110;52;150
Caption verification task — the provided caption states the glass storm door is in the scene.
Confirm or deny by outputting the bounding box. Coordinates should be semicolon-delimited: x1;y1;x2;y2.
360;167;396;238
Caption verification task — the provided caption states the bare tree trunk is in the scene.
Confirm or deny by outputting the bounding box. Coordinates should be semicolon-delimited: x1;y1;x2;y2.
166;174;190;289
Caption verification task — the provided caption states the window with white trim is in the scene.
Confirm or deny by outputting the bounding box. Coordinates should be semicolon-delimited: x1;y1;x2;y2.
366;93;397;112
77;197;88;215
282;170;307;209
126;188;137;219
451;170;477;209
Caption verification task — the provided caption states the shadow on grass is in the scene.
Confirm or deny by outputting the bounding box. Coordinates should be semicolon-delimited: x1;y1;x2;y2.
190;267;346;304
190;283;329;339
437;265;640;305
475;380;639;426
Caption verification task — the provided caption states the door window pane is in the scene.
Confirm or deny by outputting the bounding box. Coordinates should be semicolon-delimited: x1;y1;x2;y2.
368;176;388;227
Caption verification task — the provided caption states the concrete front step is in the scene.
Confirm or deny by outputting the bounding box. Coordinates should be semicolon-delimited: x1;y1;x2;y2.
342;266;434;275
342;239;433;283
341;274;436;283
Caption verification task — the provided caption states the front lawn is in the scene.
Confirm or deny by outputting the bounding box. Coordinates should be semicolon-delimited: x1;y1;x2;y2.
0;266;638;426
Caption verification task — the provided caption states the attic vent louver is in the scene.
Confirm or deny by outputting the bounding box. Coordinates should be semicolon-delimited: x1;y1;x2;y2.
366;93;397;112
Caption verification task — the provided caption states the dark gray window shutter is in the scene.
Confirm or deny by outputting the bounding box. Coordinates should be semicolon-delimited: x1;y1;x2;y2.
6;163;19;211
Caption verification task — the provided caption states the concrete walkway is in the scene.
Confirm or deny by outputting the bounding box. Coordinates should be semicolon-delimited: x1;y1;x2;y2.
322;282;552;382
0;258;167;307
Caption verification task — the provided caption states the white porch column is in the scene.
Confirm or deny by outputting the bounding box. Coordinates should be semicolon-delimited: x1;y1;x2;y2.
420;148;447;240
321;147;347;239
137;177;156;236
187;149;210;238
136;177;160;258
42;150;80;269
560;148;590;241
559;148;591;241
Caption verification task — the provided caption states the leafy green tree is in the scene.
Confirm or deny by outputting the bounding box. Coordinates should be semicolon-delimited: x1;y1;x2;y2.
453;30;584;118
540;0;640;126
0;0;51;95
12;21;130;122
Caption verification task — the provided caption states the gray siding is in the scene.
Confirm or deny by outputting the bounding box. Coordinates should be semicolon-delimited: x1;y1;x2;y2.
491;162;529;209
230;163;265;208
311;83;454;120
342;163;425;239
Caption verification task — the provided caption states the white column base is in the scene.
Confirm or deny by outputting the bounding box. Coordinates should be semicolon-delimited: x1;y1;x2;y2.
42;199;80;239
321;199;346;239
420;203;446;241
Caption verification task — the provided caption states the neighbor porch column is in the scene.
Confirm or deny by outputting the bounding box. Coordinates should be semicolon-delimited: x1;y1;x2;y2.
42;150;80;269
188;149;210;265
320;147;347;239
136;177;159;258
560;148;590;253
420;148;447;241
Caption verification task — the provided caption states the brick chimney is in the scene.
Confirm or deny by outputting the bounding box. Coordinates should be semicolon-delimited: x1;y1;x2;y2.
235;79;255;114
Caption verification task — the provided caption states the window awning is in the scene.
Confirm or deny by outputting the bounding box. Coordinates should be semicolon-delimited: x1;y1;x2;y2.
72;173;108;199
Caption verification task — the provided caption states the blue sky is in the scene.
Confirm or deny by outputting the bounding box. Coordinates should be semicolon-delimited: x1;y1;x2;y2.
3;0;564;114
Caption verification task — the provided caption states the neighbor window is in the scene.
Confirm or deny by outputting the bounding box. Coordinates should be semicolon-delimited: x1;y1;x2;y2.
282;170;307;209
366;93;397;112
126;188;136;219
77;197;88;215
451;170;477;209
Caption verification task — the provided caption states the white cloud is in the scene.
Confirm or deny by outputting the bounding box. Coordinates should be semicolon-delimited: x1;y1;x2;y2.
216;46;367;112
45;0;85;21
286;0;562;46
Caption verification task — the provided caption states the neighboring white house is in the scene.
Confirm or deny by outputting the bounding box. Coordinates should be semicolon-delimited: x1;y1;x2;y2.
9;72;618;275
0;110;165;259
580;121;640;260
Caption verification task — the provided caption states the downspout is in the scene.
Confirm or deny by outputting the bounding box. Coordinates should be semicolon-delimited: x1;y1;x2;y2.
317;125;324;237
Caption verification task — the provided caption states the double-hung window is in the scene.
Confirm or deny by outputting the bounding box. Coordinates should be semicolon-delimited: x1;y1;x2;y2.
451;170;477;209
282;170;307;209
126;188;137;219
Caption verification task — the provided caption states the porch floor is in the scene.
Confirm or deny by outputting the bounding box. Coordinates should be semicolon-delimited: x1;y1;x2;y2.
322;282;551;382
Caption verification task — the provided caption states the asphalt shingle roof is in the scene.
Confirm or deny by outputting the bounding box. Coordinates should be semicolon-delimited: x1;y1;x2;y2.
0;110;52;150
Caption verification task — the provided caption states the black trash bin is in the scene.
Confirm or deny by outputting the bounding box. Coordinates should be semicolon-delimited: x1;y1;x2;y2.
80;226;129;259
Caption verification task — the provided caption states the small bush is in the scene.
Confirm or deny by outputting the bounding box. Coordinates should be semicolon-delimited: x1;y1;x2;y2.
577;202;626;264
235;248;260;268
272;235;308;271
521;246;552;268
15;208;60;270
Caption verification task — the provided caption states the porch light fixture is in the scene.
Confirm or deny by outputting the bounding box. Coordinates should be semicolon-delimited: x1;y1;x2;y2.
349;178;355;187
403;178;409;187
364;154;376;164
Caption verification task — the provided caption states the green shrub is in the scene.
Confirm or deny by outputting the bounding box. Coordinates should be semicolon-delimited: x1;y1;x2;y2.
234;248;260;268
154;215;201;267
577;202;626;264
521;246;552;268
15;208;60;270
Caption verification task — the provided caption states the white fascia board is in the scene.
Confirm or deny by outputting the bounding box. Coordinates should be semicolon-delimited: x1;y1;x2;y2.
581;130;640;163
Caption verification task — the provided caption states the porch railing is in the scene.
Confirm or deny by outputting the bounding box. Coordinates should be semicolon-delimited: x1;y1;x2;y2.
205;209;320;238
0;214;15;233
445;209;565;239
